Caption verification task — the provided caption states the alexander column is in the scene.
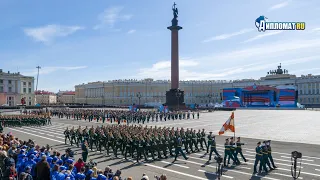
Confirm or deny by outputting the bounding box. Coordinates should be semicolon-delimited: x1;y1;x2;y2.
166;2;185;110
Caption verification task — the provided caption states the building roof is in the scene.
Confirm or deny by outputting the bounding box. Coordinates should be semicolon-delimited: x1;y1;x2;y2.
0;69;34;79
35;90;55;95
61;91;75;95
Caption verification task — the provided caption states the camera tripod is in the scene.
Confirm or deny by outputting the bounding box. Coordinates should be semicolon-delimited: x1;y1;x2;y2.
216;162;223;180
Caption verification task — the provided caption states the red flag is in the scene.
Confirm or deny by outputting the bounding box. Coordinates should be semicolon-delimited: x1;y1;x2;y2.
218;112;235;135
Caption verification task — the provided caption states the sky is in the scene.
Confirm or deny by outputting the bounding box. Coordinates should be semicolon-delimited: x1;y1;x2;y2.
1;0;320;92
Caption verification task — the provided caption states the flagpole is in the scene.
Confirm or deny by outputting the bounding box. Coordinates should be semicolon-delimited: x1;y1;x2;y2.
233;111;236;140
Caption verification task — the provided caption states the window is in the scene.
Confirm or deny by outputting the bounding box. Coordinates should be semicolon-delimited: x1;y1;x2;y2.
8;87;12;92
28;88;31;93
299;90;303;95
23;88;26;93
29;102;31;106
8;80;12;84
313;89;315;94
0;79;3;84
317;89;319;94
23;82;26;86
0;86;3;92
28;82;31;86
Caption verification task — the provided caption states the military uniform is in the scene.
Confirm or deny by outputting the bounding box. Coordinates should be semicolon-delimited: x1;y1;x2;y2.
174;136;188;161
207;132;220;161
236;137;247;163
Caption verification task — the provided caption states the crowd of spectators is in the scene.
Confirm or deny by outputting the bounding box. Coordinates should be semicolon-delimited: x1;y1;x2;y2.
0;132;168;180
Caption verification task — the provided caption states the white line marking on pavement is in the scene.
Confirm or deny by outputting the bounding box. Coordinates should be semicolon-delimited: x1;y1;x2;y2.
315;169;320;172
189;156;207;161
123;158;208;180
20;127;64;139
145;163;208;180
277;167;320;177
245;159;304;169
198;169;234;179
194;153;206;156
280;156;314;162
272;172;303;179
23;127;64;138
224;168;280;180
160;161;190;169
7;128;64;143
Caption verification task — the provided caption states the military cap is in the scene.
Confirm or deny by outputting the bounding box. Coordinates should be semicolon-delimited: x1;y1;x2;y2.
209;131;212;133
225;138;229;141
237;137;240;139
257;141;261;144
230;137;233;139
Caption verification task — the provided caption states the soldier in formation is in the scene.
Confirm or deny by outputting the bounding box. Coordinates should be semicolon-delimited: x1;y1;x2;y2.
50;108;201;124
63;125;219;163
253;140;277;174
0;114;51;127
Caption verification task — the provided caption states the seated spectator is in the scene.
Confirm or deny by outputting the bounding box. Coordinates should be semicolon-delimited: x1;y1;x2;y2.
92;167;98;178
76;167;86;180
96;170;107;180
74;158;85;173
22;166;33;180
2;161;17;180
114;170;122;180
141;173;149;180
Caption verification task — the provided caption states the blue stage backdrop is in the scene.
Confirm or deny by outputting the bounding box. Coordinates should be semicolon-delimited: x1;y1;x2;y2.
223;85;297;108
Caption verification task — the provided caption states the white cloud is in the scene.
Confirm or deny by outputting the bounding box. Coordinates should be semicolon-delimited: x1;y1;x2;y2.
268;1;290;11
312;27;320;32
127;29;136;34
202;29;253;42
242;31;283;43
23;66;87;76
94;6;132;30
24;25;84;43
137;36;320;80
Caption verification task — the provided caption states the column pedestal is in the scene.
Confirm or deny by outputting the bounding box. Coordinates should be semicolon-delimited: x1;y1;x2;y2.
165;89;185;111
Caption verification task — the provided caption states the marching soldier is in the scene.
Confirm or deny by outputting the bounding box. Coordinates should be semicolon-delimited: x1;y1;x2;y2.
64;127;71;144
207;132;220;161
236;137;247;163
266;140;277;169
70;127;77;146
262;141;274;170
223;138;235;166
253;141;268;174
230;137;240;165
174;134;188;161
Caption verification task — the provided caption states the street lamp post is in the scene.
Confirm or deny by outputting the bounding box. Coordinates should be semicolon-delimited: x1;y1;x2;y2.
101;95;104;106
129;95;133;105
137;92;142;107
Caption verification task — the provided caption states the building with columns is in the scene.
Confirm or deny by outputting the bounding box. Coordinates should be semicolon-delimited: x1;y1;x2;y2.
74;64;320;106
0;69;35;106
35;90;57;105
